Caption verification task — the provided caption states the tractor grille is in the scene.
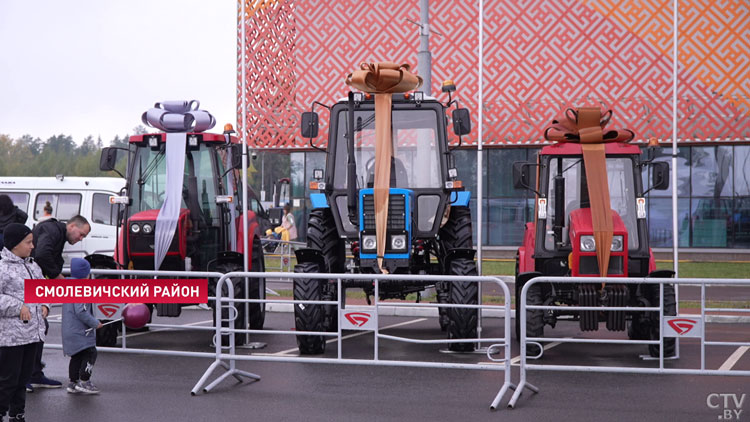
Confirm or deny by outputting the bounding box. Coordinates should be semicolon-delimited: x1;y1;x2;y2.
362;194;407;231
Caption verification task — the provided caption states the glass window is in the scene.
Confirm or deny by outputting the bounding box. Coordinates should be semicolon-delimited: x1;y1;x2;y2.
35;193;81;221
332;109;444;190
734;146;750;196
488;149;526;197
488;198;527;245
291;152;305;198
0;192;29;214
641;146;690;197
690;146;733;197
690;198;732;247
544;156;639;250
91;193;117;226
733;197;750;248
648;198;689;247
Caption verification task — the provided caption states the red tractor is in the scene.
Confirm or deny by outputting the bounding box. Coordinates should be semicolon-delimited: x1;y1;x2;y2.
96;107;268;346
512;107;674;357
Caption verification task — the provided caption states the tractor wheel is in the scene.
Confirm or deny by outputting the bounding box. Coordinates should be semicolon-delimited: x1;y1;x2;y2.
293;261;326;354
647;284;676;358
248;237;266;330
447;258;478;352
307;208;346;273
306;208;343;333
524;283;545;357
438;206;473;250
436;281;450;332
89;260;120;347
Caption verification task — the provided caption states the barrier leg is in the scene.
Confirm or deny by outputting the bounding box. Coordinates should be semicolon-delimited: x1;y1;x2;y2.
192;360;221;395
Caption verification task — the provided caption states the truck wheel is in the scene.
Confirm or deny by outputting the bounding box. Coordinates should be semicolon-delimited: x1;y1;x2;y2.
525;283;544;356
436;281;450;332
293;261;326;354
647;284;676;358
447;258;478;352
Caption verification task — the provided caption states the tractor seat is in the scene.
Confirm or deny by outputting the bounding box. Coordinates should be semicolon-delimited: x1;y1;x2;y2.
366;157;408;188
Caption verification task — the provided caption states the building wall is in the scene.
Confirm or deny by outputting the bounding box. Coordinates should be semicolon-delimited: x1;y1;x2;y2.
238;0;750;148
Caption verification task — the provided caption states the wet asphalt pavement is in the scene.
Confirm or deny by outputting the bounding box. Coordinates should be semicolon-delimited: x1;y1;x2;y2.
23;302;749;422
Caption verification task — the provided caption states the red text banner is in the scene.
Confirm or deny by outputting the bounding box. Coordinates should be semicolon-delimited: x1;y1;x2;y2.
24;279;208;304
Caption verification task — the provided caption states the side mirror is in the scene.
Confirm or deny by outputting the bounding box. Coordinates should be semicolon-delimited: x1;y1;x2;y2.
230;144;243;169
301;112;319;139
452;108;471;136
512;162;532;190
652;161;670;190
99;147;118;171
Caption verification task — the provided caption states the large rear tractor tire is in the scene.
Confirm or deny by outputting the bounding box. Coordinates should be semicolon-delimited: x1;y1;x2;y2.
293;262;327;354
447;258;478;352
438;206;478;352
524;283;545;357
647;284;676;358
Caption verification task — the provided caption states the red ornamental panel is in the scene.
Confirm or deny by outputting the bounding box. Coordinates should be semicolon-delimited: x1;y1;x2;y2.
238;0;750;149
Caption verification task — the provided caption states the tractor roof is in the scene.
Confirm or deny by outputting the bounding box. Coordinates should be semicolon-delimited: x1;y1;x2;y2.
540;141;641;156
129;132;237;144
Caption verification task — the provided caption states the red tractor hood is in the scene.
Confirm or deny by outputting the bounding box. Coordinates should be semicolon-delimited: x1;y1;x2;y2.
569;208;627;235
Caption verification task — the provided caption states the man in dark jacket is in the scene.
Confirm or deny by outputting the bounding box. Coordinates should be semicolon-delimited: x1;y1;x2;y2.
0;195;29;251
26;215;90;392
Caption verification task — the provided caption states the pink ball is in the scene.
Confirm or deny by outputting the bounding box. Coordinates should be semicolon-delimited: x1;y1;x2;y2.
122;303;150;329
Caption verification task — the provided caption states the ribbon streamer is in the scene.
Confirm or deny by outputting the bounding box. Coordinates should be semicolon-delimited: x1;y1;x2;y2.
544;107;634;279
346;63;422;272
141;101;216;270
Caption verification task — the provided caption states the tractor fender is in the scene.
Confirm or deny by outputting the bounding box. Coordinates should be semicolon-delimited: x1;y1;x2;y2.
516;271;543;290
647;269;675;278
443;248;476;271
84;254;118;269
294;248;328;272
214;251;244;269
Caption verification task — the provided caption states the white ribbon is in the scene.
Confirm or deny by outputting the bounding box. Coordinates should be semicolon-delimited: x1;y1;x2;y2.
141;101;216;270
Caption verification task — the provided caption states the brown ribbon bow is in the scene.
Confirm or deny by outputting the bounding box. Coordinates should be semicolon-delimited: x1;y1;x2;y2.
544;107;634;279
345;62;422;272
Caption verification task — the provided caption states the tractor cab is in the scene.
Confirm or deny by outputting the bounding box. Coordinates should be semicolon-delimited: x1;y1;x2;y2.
513;108;675;358
293;69;479;355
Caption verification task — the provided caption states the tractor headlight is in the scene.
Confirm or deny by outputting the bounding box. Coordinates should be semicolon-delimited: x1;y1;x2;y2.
611;235;624;252
362;235;376;251
580;235;596;252
142;223;153;234
391;234;407;251
130;223;141;234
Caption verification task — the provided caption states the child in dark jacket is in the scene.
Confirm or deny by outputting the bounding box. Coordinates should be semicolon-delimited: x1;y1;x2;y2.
61;259;101;395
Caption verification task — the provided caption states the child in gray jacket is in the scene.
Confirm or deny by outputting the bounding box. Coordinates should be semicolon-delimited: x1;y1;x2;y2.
61;258;102;395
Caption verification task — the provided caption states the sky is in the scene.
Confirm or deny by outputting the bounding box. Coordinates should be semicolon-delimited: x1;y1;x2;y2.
0;1;237;144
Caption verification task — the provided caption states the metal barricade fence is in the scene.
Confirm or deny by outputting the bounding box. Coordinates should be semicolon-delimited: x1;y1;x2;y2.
193;271;518;410
42;268;517;410
45;269;226;358
510;276;750;409
261;238;304;273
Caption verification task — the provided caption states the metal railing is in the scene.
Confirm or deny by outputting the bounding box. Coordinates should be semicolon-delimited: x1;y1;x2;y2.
261;238;304;272
42;268;518;410
510;276;750;408
193;271;519;409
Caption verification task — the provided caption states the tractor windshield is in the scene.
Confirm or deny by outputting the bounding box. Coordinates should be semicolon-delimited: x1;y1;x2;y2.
544;156;639;250
332;108;442;190
129;143;219;224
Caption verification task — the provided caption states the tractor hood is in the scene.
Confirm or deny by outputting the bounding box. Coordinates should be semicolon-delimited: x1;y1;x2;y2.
569;208;628;277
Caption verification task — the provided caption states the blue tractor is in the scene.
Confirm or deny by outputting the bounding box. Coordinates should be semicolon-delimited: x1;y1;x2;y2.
294;82;477;354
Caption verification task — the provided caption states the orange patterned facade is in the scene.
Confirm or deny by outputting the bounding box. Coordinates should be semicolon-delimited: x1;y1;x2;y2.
237;0;750;149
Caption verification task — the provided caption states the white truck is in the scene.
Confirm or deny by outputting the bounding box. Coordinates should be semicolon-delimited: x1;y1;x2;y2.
0;176;125;265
